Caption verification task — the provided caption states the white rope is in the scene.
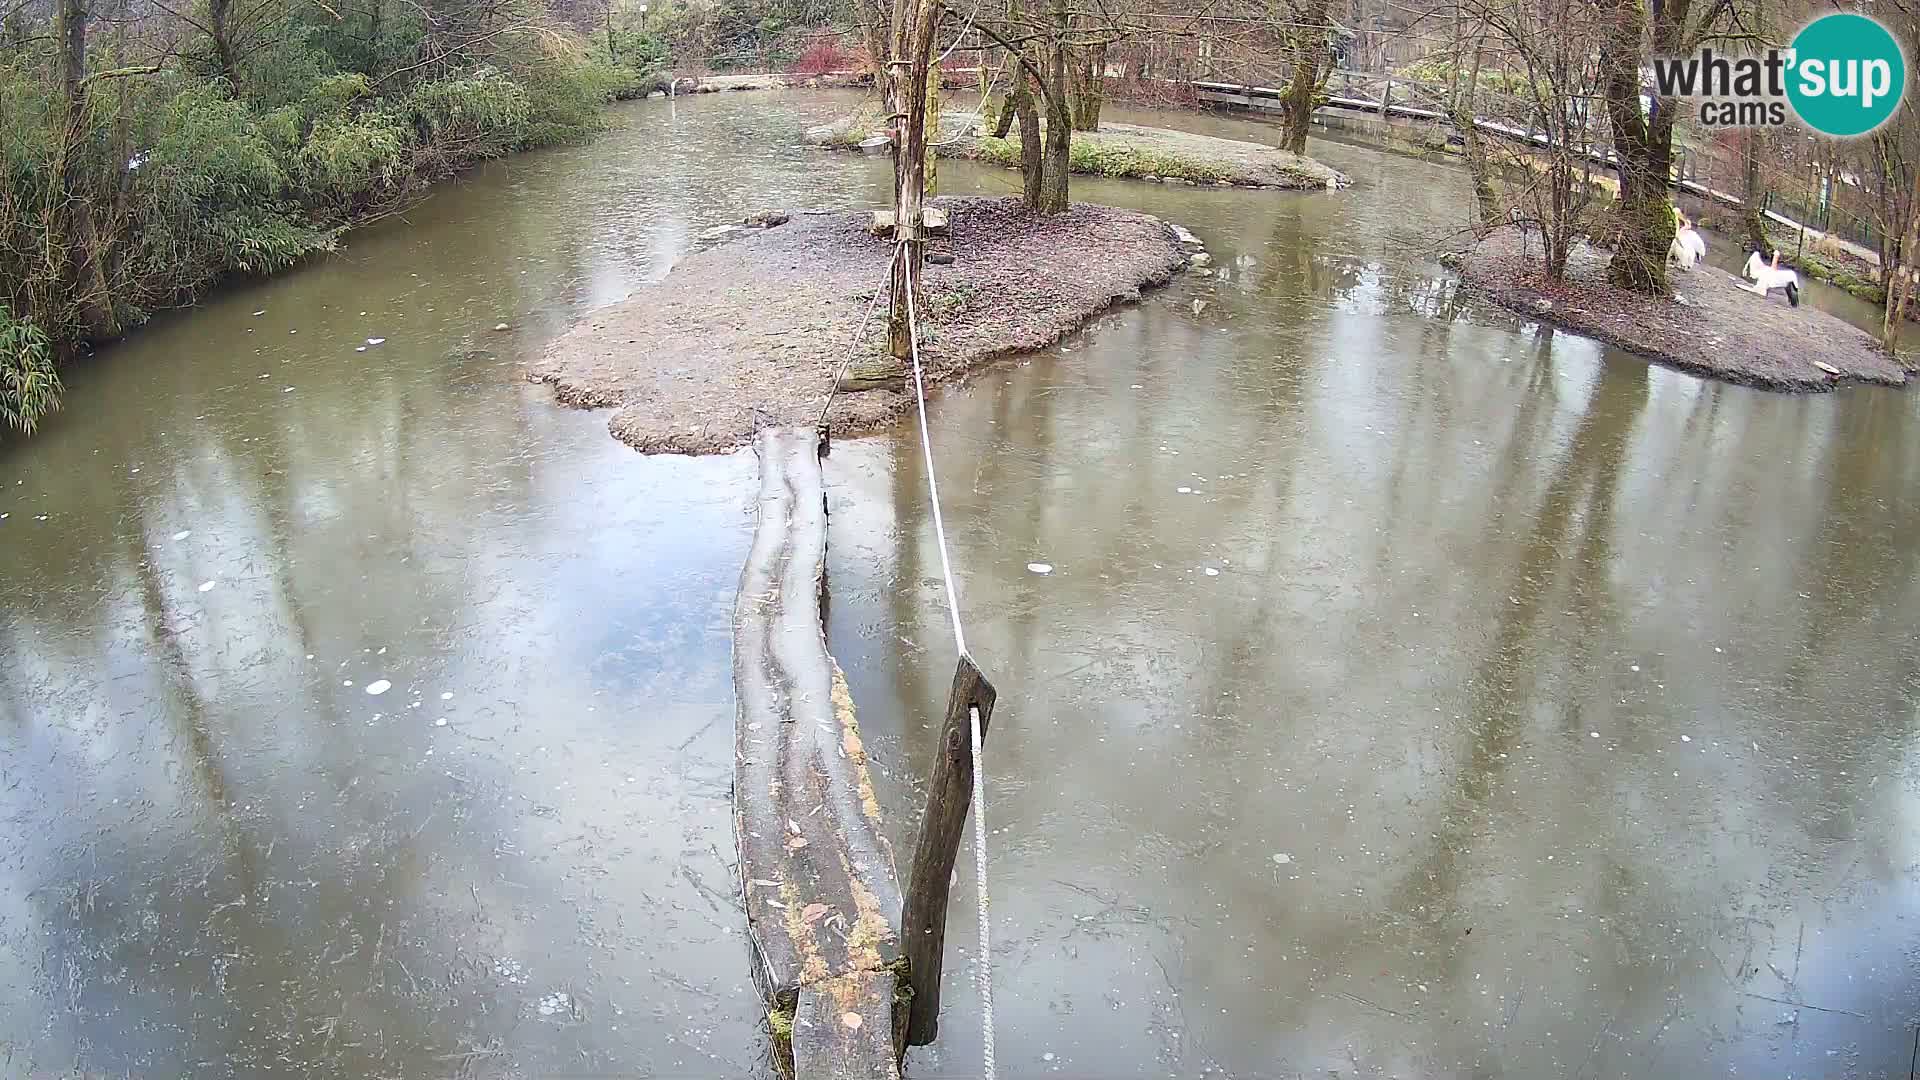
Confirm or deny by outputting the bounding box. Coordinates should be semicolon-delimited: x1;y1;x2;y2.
818;244;903;428
902;250;969;659
933;63;1004;149
966;702;994;1080
902;248;995;1080
935;0;987;67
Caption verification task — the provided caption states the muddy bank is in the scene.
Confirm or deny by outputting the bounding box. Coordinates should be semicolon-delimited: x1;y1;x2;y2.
809;113;1347;190
529;197;1189;453
1458;226;1909;391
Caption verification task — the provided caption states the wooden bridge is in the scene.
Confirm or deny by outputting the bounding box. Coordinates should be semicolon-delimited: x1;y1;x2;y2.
734;427;906;1077
733;423;995;1079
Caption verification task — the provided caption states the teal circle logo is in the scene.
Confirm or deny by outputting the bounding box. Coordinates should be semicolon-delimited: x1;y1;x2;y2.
1786;13;1906;137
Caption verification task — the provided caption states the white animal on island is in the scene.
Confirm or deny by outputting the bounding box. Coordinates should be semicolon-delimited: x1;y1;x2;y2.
1669;226;1706;270
1742;250;1802;306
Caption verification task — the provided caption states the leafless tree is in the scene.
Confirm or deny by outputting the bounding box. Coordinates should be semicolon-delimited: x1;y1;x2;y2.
1453;0;1607;276
1593;0;1741;293
1278;0;1332;151
1837;0;1920;348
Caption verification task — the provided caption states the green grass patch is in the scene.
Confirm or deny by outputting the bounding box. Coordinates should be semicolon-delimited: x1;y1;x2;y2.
767;1004;794;1040
971;134;1237;184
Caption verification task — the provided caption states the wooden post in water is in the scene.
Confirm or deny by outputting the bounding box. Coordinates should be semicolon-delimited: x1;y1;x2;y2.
900;654;997;1046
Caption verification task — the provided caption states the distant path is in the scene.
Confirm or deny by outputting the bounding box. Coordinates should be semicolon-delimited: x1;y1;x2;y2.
1194;72;1882;266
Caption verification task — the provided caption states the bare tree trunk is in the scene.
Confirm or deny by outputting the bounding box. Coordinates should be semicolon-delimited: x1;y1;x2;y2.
923;46;940;197
990;74;1016;138
1884;170;1920;351
1036;0;1071;213
57;0;85;99
208;0;239;82
861;0;892;104
1597;0;1672;294
1070;41;1105;130
1014;67;1043;206
1546;157;1575;276
996;0;1043;204
983;0;1017;136
40;0;91;340
1609;120;1675;294
1068;47;1089;129
887;0;940;360
1885;248;1907;351
1452;42;1498;228
886;0;909;117
1281;0;1330;155
985;46;1015;137
102;0;133;314
1742;129;1768;255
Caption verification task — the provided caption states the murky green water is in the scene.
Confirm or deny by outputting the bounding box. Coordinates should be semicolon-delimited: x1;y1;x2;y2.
4;92;1917;1077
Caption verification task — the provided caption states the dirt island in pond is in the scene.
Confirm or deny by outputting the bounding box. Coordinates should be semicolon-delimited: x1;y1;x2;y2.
529;197;1192;454
1457;226;1911;392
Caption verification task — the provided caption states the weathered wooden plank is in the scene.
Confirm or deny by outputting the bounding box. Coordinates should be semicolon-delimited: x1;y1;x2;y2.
734;426;905;1077
900;653;997;1046
794;971;906;1080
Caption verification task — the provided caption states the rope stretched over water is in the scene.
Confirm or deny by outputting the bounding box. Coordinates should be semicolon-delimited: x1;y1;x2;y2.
902;248;997;1080
932;63;1004;149
935;0;987;67
901;253;968;658
816;243;903;431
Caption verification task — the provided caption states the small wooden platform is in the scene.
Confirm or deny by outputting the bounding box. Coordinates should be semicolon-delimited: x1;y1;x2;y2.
868;207;950;237
734;427;906;1078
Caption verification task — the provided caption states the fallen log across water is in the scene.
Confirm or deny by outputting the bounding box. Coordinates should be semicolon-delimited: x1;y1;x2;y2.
733;426;906;1078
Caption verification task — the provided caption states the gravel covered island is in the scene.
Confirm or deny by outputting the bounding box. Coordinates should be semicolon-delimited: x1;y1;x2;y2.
530;197;1192;454
1458;226;1910;391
